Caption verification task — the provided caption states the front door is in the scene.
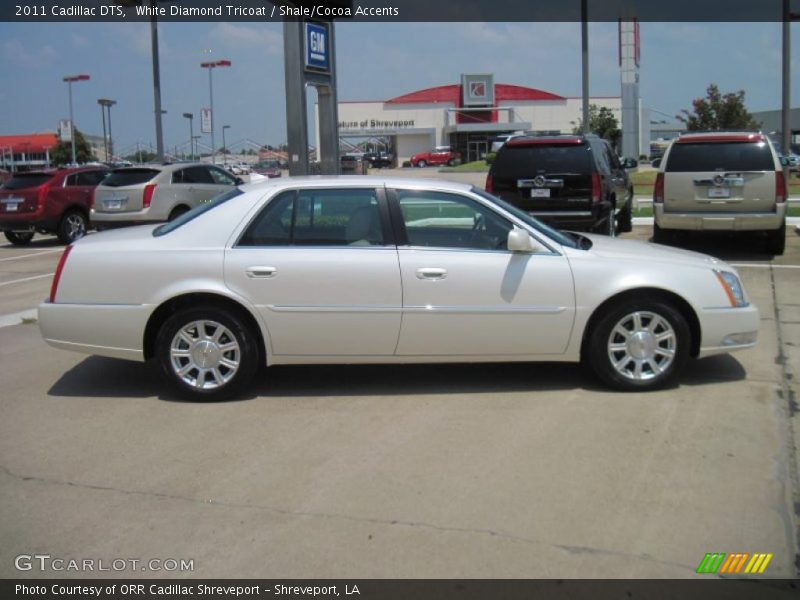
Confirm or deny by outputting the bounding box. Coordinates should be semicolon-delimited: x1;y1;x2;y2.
390;188;575;356
468;141;487;163
224;187;402;357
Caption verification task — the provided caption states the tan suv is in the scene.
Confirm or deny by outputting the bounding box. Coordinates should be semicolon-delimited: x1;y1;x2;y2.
92;163;241;227
653;132;787;254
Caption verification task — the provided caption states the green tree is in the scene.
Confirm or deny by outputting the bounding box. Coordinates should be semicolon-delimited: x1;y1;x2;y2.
122;150;157;164
573;104;621;147
50;128;96;166
677;84;760;131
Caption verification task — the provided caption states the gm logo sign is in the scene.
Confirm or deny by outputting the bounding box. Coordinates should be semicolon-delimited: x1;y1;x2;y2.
305;22;329;72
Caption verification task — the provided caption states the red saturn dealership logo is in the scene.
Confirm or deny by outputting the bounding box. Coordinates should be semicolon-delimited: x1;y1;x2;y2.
470;82;486;98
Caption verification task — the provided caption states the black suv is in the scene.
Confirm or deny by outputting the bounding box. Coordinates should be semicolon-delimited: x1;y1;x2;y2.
362;152;393;168
486;134;636;235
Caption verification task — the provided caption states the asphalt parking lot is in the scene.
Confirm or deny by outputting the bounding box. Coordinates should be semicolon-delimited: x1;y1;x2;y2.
1;188;799;578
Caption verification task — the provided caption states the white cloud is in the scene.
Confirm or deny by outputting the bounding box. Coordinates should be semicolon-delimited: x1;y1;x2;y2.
2;39;56;68
70;33;89;48
210;23;282;56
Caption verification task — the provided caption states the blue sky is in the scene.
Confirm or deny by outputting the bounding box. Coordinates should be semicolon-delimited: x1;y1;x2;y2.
0;21;798;155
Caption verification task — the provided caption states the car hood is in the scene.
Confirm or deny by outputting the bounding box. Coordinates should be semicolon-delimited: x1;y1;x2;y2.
577;233;728;269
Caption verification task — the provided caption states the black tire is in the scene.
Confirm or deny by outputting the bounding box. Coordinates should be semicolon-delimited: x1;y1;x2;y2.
4;231;34;246
447;159;457;167
617;193;633;233
156;306;261;401
57;210;88;244
417;159;427;168
585;298;691;391
593;206;616;237
765;221;786;256
652;221;670;244
168;206;190;221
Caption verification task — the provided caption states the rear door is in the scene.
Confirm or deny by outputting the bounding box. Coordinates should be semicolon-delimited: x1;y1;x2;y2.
663;140;777;213
67;170;107;209
94;168;160;213
491;142;594;214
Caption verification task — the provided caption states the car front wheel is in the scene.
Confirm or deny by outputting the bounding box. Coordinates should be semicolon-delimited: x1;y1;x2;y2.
156;306;260;401
4;231;34;245
416;159;427;168
585;299;690;391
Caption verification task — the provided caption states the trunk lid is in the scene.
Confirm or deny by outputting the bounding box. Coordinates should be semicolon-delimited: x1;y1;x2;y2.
0;172;55;215
93;168;160;213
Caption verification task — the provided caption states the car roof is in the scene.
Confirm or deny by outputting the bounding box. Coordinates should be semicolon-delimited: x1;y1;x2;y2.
111;162;211;173
239;175;474;194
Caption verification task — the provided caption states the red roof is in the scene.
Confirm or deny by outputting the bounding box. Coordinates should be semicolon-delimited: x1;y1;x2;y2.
0;133;59;153
386;83;564;104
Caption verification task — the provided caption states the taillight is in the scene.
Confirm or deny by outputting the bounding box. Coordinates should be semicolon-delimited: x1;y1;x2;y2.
654;172;665;204
49;245;73;303
142;183;157;208
591;172;602;203
485;173;493;193
89;188;96;209
37;183;50;207
776;171;786;204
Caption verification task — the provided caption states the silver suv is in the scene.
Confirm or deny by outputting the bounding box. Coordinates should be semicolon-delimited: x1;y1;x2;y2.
653;132;787;254
91;163;241;226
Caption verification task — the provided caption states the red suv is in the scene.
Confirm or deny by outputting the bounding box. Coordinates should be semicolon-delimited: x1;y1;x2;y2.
0;166;108;245
410;146;461;168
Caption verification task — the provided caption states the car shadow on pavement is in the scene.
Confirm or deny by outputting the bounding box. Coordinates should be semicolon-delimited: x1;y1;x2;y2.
649;230;779;261
48;354;748;402
1;237;65;250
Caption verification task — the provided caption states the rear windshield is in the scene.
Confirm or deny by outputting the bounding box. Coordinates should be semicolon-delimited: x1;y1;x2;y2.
153;188;243;237
493;144;592;175
103;168;160;187
3;173;54;190
666;142;774;172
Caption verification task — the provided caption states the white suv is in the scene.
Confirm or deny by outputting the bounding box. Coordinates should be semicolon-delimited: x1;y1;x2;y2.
653;132;787;254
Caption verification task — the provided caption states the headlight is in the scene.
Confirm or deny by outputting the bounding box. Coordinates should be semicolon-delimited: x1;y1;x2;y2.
714;270;748;307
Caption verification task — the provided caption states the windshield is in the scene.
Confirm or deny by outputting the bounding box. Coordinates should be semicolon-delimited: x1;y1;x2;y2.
471;187;578;249
153;188;243;237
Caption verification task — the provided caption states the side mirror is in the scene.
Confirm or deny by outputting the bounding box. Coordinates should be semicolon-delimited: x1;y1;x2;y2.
651;158;662;169
507;228;546;253
622;158;638;169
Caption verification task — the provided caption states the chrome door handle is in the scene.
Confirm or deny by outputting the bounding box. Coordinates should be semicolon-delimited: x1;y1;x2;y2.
416;268;447;280
246;266;277;278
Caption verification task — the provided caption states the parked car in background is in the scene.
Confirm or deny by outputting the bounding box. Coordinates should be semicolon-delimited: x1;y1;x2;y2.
490;131;529;153
91;162;240;227
362;152;394;168
653;132;787;254
251;160;282;178
0;166;108;245
410;146;461;168
227;162;251;176
486;134;636;236
40;176;758;401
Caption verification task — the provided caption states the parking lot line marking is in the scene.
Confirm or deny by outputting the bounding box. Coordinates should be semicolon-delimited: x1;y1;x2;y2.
730;264;800;269
0;249;63;262
0;308;37;329
0;273;54;287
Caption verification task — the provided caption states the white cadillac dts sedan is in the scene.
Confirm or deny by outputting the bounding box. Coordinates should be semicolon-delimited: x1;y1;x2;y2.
39;177;759;401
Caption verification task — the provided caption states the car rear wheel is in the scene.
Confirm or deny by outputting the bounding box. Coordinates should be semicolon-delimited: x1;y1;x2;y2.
156;306;260;401
617;194;633;233
586;299;690;391
652;222;671;244
593;208;616;237
4;231;34;246
765;221;786;256
416;160;427;168
57;210;88;244
447;159;457;167
168;206;190;221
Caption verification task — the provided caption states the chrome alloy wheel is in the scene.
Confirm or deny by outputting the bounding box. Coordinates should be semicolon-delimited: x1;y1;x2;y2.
607;311;676;381
169;320;241;390
65;213;86;241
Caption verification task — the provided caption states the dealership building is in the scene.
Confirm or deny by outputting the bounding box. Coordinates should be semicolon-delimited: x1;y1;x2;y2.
324;73;651;164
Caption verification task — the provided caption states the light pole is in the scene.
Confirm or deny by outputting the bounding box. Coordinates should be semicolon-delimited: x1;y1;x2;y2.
183;113;194;160
63;74;90;165
98;99;116;162
200;59;231;164
222;124;230;165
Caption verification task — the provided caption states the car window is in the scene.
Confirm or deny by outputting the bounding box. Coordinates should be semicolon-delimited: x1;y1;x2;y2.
152;189;243;237
665;142;775;172
64;173;79;186
208;166;236;185
604;145;621;170
2;173;55;190
396;190;512;251
75;170;106;186
174;166;215;184
494;144;592;175
103;169;159;187
238;188;384;247
592;142;610;172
